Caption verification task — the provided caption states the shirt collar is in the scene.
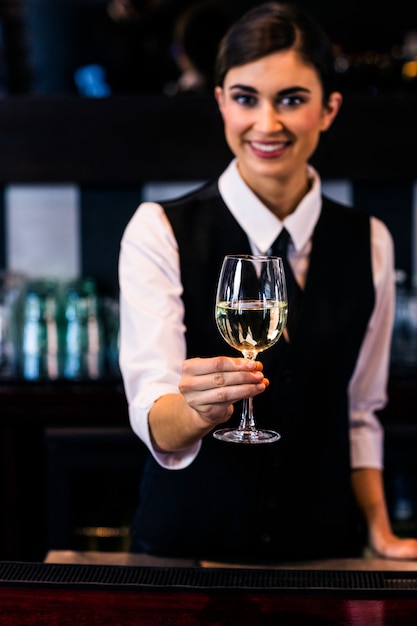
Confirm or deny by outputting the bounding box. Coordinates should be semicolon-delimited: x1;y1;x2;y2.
218;158;322;254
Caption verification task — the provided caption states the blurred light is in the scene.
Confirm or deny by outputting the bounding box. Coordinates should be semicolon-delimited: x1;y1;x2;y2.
74;64;111;98
402;60;417;79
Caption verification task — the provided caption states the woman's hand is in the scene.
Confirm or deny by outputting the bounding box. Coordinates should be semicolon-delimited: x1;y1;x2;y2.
369;529;417;560
179;355;269;428
148;356;269;453
352;467;417;561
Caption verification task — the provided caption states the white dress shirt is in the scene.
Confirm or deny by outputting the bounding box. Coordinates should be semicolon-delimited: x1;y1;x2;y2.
119;159;395;471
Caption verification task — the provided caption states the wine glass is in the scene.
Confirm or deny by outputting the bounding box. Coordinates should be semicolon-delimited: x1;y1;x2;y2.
214;255;288;444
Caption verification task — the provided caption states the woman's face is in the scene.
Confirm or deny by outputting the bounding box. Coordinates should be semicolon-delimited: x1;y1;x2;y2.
215;49;342;193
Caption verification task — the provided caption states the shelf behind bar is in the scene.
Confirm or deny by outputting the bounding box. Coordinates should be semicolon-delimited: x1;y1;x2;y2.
0;377;128;425
0;93;416;184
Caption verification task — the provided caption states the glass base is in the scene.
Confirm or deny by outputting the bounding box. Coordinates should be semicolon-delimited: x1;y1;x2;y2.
213;428;281;444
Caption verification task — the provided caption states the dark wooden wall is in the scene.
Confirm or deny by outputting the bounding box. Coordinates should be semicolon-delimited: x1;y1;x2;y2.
0;93;415;294
0;93;415;183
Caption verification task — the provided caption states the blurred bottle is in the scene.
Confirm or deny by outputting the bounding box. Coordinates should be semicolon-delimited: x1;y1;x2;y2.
22;279;61;380
391;271;417;368
0;270;26;378
63;278;105;380
102;296;120;377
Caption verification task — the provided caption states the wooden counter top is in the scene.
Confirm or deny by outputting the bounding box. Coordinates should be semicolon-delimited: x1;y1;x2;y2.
45;549;417;571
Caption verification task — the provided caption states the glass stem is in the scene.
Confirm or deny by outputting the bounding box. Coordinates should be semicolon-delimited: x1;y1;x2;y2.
238;354;257;433
238;396;257;433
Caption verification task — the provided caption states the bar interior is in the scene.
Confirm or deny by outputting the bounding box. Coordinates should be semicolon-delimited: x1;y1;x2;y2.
0;1;417;623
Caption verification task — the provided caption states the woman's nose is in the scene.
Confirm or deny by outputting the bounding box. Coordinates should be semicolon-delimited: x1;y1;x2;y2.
254;103;283;132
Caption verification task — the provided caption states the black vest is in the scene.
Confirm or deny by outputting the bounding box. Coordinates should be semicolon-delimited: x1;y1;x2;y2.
131;180;375;562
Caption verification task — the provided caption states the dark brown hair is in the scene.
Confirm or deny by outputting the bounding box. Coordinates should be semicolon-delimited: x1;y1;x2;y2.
214;2;337;101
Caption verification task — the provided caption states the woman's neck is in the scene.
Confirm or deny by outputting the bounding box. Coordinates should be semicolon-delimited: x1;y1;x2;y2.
238;165;311;221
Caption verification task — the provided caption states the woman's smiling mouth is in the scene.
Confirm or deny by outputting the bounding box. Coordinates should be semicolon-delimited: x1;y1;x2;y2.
248;140;290;157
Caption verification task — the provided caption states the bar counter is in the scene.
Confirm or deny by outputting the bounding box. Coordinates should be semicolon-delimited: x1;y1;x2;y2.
1;551;417;625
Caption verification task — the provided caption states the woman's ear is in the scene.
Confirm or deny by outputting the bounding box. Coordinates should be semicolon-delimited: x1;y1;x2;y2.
215;86;225;117
320;91;343;132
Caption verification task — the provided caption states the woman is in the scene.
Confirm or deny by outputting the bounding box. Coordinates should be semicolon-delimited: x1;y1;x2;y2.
119;2;417;561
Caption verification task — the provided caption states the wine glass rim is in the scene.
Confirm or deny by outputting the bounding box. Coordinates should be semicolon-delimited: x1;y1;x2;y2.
224;254;280;261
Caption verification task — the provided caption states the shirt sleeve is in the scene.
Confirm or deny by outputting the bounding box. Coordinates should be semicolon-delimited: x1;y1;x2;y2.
118;201;201;469
348;216;396;470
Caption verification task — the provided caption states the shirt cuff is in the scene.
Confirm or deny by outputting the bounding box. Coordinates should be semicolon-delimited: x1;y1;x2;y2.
128;402;201;470
349;414;384;470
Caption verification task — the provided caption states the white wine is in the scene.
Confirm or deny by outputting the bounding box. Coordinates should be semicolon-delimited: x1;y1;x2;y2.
216;299;288;358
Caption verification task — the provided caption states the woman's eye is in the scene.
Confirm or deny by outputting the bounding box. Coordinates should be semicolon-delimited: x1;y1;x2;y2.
232;93;256;106
279;95;305;107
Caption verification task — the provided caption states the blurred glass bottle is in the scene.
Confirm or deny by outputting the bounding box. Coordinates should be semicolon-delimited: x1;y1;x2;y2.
102;296;120;378
391;271;417;369
0;270;26;378
63;278;105;380
22;279;60;380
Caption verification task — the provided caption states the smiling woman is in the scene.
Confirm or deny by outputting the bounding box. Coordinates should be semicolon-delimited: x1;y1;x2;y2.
118;2;417;563
214;50;342;218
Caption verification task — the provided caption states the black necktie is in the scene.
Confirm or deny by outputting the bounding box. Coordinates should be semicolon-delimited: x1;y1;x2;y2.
271;228;303;339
